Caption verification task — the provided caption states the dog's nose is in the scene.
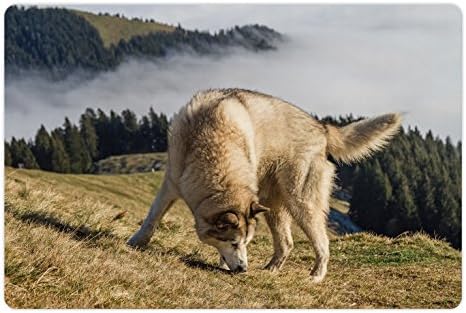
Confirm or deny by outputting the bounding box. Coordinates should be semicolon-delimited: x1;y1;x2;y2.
235;265;247;273
235;260;248;272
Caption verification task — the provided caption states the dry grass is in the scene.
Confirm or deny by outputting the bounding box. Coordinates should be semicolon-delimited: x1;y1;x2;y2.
4;167;461;308
73;10;175;47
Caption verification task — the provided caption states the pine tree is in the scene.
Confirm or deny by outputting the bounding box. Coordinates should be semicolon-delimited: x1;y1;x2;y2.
9;137;19;166
148;107;159;151
157;113;169;151
32;125;53;171
95;109;111;159
79;108;98;160
63;118;90;173
433;169;461;248
349;164;369;226
350;160;392;233
121;109;138;153
389;170;420;232
416;172;437;234
50;130;70;173
5;141;12;166
109;110;125;156
9;137;39;169
137;115;152;152
148;108;169;152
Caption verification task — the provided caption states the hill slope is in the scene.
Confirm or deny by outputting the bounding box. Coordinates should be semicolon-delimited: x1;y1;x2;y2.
5;6;282;76
74;10;175;47
4;168;461;308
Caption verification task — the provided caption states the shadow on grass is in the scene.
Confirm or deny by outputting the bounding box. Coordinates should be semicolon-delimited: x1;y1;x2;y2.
180;254;232;274
122;237;232;274
8;205;236;274
6;205;114;242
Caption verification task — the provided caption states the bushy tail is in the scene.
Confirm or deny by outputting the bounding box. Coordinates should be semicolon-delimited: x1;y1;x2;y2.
325;113;402;164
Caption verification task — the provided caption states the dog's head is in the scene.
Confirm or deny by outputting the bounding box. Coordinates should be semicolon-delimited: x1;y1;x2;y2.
195;201;269;272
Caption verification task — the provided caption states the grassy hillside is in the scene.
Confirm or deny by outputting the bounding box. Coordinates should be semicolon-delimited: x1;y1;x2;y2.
92;153;167;174
73;10;175;47
4;168;461;308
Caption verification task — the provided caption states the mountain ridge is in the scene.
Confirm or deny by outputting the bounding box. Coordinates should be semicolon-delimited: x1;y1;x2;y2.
72;9;176;47
5;6;282;77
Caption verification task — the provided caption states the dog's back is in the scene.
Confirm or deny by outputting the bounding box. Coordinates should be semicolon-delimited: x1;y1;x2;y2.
167;88;401;188
168;89;326;173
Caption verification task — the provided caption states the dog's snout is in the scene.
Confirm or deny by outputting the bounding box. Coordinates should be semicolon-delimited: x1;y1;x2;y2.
235;264;247;273
234;259;248;273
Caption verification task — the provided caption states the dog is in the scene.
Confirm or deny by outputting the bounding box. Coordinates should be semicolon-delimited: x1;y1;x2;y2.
127;88;401;282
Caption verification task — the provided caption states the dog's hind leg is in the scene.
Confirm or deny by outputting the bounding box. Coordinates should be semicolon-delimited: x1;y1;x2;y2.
296;206;330;283
264;208;294;272
279;158;334;283
127;177;178;248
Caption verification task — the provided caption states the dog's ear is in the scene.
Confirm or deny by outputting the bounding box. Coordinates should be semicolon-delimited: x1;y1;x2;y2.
216;212;239;230
250;202;270;217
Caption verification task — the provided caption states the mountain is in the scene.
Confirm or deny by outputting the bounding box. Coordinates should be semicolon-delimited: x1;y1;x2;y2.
5;6;282;77
72;9;176;48
4;167;461;308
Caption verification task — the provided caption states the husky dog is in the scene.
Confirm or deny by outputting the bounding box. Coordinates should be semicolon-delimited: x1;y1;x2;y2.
128;89;401;282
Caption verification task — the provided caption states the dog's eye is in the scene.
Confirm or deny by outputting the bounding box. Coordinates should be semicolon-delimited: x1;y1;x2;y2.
232;243;239;249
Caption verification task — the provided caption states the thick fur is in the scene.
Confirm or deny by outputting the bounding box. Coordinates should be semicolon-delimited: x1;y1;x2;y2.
128;88;402;282
325;114;402;164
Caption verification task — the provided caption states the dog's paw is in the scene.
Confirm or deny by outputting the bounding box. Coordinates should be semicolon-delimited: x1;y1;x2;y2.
127;235;150;248
264;257;285;273
310;266;327;283
310;273;325;283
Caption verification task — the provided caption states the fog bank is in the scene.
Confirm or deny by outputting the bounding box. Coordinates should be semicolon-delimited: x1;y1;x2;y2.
5;5;461;141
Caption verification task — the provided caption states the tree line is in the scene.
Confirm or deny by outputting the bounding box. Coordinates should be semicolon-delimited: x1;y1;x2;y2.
321;115;461;249
6;6;281;78
5;108;169;174
5;111;461;248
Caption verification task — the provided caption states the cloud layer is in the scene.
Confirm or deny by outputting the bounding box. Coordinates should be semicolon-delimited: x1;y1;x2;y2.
5;4;461;141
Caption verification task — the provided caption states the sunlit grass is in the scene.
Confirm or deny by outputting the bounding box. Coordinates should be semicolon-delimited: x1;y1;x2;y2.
4;167;461;308
74;10;175;48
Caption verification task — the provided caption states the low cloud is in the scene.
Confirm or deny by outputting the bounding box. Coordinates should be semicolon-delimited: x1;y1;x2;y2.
5;5;461;142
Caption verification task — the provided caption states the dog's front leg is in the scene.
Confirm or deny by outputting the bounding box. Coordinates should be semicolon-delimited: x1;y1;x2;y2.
127;178;178;248
264;209;294;272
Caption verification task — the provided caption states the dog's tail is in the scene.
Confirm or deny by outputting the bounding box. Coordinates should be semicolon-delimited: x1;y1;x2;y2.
324;113;402;164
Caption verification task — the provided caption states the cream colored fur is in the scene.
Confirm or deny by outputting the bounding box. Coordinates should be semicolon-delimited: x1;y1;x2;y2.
127;88;402;282
325;114;402;164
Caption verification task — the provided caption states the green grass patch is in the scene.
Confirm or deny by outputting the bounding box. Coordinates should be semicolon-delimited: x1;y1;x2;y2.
73;10;175;48
331;233;459;266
